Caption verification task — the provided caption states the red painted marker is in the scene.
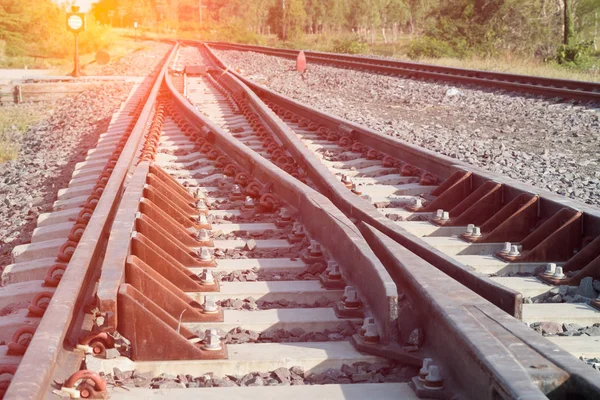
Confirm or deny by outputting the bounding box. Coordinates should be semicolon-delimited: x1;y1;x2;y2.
296;51;306;73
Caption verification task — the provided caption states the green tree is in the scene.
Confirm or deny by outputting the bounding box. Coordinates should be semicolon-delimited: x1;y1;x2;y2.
564;0;575;45
268;0;306;40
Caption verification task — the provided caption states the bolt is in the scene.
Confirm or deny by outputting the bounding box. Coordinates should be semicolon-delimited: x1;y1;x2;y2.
198;213;209;225
441;211;450;221
203;328;222;350
413;198;423;208
436;209;444;219
361;317;375;333
363;321;380;344
424;365;443;389
195;188;206;199
326;261;341;280
465;224;474;235
309;240;322;256
501;242;511;254
418;358;433;381
544;263;556;276
244;196;255;208
197;199;208;211
351;183;362;195
279;207;291;220
471;226;481;237
202;296;218;314
553;266;565;279
343;286;361;309
232;184;242;195
197;228;211;242
293;225;305;238
508;245;520;257
341;175;352;186
200;269;215;284
199;247;212;262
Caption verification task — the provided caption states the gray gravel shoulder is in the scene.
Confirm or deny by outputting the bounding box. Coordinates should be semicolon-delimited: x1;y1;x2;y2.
0;82;132;269
214;49;600;207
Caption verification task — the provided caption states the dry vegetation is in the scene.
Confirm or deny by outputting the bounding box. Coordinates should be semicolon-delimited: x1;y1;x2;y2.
0;104;44;162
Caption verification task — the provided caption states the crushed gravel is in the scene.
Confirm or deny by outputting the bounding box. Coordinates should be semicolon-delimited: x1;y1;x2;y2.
217;296;335;310
531;321;600;337
102;361;415;389
191;322;359;345
219;268;319;282
522;277;600;304
214;49;600;207
0;82;133;269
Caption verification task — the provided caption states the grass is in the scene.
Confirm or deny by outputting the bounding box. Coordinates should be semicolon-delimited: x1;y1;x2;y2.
0;105;45;163
282;34;600;82
411;55;600;82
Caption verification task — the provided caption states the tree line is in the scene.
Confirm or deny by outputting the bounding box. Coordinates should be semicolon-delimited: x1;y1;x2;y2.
1;0;597;64
90;0;598;60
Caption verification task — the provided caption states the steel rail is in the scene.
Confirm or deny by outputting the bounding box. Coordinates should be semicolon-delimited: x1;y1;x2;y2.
4;43;179;400
206;41;600;102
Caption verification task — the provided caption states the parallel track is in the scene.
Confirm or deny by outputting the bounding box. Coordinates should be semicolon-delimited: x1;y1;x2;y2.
0;42;598;399
207;41;600;103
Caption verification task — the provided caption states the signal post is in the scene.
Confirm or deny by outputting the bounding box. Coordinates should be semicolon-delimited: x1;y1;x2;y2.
66;6;86;77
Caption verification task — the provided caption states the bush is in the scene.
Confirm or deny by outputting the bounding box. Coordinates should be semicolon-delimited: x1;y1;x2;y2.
331;35;367;54
555;41;594;68
407;37;461;59
214;24;264;45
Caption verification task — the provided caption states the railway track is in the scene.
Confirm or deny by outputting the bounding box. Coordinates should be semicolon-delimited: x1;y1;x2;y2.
206;41;600;103
0;41;598;399
200;42;600;362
